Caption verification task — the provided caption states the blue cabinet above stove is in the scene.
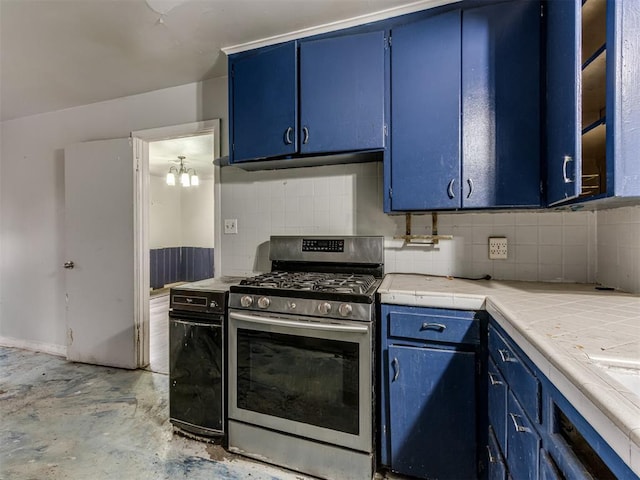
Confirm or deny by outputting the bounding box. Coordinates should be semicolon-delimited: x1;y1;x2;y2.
228;31;387;166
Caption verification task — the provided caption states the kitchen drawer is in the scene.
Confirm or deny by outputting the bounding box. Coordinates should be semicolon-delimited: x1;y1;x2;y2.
488;357;508;454
506;390;541;480
489;325;540;423
389;310;479;345
488;426;507;480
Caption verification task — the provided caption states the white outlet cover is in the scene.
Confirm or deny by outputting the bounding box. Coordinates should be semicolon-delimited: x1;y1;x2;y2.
489;237;508;260
224;219;238;234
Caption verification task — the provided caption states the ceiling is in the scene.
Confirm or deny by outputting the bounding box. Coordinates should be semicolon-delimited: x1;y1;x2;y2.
0;0;451;122
149;133;214;179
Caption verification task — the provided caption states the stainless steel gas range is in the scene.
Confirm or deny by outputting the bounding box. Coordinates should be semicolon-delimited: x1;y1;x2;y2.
227;235;384;480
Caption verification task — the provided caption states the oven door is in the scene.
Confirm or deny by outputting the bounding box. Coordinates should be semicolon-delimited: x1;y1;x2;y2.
228;310;373;453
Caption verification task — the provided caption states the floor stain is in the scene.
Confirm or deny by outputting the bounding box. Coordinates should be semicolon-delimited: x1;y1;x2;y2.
0;346;313;480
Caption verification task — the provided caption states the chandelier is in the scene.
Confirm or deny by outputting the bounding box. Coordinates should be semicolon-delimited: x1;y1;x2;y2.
166;155;199;187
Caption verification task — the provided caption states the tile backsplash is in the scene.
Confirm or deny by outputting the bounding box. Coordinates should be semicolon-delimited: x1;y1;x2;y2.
596;206;640;293
220;162;637;292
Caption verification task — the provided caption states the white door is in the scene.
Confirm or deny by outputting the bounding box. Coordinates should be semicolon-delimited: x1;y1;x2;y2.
64;138;139;369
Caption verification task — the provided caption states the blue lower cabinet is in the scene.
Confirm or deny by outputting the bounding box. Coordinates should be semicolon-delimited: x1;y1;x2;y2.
387;344;476;479
506;390;541;480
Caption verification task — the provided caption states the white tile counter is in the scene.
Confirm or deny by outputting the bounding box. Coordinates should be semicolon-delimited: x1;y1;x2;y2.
378;274;640;476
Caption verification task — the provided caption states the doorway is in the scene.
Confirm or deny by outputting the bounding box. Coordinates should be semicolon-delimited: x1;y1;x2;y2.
132;120;221;374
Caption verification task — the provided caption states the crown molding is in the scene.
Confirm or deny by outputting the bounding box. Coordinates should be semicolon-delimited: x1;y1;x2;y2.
221;0;459;55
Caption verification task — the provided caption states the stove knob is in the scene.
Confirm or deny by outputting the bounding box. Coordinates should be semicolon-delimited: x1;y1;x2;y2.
240;296;253;308
338;303;353;317
287;301;297;310
318;302;332;315
257;297;271;309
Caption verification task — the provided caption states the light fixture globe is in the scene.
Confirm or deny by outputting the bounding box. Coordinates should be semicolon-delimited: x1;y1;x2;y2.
166;155;198;188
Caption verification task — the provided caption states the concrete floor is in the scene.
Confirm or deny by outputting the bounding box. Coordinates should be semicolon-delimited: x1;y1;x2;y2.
0;346;312;480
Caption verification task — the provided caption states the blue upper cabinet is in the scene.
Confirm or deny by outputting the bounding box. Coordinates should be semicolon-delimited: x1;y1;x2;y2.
230;42;298;163
390;10;461;211
387;1;542;212
300;31;386;155
462;1;541;209
229;31;386;165
546;0;640;206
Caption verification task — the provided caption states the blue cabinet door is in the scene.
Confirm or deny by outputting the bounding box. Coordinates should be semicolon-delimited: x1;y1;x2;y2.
462;1;541;208
300;31;386;155
388;344;476;479
390;10;462;211
230;42;297;163
546;0;582;205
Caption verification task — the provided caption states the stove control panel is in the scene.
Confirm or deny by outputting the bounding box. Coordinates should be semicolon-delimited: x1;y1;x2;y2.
302;238;344;253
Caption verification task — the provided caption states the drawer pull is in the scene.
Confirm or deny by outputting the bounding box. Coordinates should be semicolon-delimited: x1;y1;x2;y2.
509;413;531;433
391;357;400;382
498;349;516;363
420;322;447;332
488;372;503;386
486;445;497;464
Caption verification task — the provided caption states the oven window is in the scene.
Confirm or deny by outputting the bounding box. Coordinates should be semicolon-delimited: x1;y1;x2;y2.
237;329;360;435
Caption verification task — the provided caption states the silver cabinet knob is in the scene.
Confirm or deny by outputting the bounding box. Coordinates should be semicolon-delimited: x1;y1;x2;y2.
338;303;353;317
240;296;253;308
64;261;75;269
318;302;332;315
257;297;271;309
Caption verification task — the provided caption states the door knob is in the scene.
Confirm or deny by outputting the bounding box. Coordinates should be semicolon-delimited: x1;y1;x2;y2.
64;261;75;269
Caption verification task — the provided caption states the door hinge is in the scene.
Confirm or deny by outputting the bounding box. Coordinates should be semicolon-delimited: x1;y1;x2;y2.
540;180;544;194
232;143;235;152
384;35;391;50
389;187;393;198
384;123;388;137
540;3;544;17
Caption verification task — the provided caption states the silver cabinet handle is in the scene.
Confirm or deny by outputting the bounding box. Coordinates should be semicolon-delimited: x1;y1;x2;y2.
562;155;574;183
391;357;400;382
486;445;497;464
497;349;516;363
509;413;531;433
284;127;293;145
488;371;503;386
420;322;447;332
302;126;309;144
447;178;456;199
64;261;75;269
467;178;474;198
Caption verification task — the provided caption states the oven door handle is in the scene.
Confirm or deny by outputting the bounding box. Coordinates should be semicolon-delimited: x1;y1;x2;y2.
230;311;369;333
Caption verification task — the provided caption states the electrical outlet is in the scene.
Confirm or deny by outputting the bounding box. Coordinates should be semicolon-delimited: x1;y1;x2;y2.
489;237;508;260
224;219;238;234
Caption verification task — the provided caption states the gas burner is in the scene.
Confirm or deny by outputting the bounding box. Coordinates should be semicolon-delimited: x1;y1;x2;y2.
239;271;377;295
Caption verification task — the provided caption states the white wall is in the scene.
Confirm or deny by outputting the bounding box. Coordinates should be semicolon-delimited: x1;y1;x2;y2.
149;175;183;249
0;77;228;349
181;178;215;248
149;176;215;249
596;206;640;293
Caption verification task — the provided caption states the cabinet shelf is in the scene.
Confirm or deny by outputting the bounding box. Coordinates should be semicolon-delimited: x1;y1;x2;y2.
581;0;607;63
581;122;606;196
582;48;606;129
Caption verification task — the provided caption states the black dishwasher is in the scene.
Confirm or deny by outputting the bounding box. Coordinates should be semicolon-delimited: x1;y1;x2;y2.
169;279;235;440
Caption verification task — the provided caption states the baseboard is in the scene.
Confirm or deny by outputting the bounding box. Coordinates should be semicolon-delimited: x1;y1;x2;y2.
0;336;67;357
